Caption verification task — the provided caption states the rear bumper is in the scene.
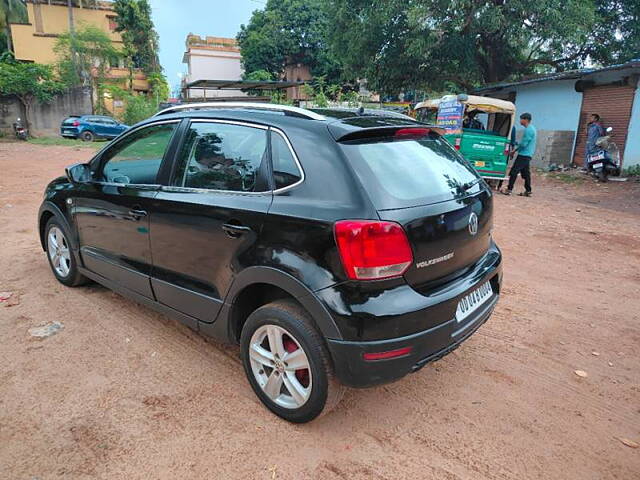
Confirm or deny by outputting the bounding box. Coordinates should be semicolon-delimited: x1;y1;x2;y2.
323;245;502;388
60;128;79;138
326;293;498;388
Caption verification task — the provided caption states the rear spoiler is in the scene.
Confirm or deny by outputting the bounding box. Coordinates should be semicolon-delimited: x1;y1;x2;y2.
331;125;445;142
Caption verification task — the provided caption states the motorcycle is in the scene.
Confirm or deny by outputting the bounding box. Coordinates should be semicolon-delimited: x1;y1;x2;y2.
12;118;28;140
586;127;620;182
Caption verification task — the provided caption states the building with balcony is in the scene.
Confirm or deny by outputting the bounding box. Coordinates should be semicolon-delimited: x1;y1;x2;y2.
182;35;245;100
8;0;149;115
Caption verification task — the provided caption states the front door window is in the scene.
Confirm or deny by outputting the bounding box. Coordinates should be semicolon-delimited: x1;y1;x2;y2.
100;123;177;185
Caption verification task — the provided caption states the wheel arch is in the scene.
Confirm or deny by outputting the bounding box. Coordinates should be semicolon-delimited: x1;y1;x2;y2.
212;267;343;344
38;201;77;252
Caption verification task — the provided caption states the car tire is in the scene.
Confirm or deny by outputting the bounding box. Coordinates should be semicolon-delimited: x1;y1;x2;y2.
81;131;95;142
44;218;87;287
240;300;344;423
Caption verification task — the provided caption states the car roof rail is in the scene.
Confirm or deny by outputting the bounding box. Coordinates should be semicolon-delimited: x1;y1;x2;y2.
153;102;326;121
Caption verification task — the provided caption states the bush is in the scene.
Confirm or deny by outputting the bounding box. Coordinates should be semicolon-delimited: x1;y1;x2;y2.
121;94;157;125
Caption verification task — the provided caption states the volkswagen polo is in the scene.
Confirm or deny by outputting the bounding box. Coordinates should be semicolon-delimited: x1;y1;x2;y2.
39;103;502;423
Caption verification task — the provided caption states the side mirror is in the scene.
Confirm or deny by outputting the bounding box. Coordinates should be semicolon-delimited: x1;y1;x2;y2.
606;126;613;133
65;163;92;184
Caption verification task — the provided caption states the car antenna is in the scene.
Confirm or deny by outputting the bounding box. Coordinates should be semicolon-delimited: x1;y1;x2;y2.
357;106;365;116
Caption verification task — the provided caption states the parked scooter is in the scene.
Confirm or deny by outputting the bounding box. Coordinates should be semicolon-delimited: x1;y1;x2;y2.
12;118;28;140
586;127;620;182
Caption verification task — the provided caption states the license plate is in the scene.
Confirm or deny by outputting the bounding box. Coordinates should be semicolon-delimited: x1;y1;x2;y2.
592;162;603;169
456;282;493;322
475;161;486;167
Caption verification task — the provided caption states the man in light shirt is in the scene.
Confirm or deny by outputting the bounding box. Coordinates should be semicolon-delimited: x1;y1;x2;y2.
503;112;536;197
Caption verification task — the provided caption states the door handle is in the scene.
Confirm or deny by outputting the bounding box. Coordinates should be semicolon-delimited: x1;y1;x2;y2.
222;223;252;238
128;208;147;219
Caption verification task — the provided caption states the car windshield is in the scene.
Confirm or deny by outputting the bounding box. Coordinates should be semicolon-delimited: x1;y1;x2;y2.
340;133;481;209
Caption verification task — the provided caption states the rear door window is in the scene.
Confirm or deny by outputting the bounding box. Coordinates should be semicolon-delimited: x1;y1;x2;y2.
271;131;302;189
173;121;269;193
340;133;481;209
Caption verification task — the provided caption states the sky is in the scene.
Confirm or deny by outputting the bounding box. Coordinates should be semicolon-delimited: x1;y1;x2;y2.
148;0;264;95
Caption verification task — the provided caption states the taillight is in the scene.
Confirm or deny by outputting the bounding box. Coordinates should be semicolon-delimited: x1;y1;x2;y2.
334;220;413;280
454;138;462;150
504;143;510;156
72;120;80;127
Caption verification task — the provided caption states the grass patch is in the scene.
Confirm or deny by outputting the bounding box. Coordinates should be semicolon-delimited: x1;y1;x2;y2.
547;172;585;184
28;137;106;149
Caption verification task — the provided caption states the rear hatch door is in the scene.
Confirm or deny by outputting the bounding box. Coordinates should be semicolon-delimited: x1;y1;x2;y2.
61;116;81;134
339;129;493;287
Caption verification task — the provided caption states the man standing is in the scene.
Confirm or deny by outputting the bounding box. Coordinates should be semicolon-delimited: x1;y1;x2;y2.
503;113;536;197
584;113;605;170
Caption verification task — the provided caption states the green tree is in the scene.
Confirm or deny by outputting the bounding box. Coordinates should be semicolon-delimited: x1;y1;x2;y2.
326;0;638;94
54;24;121;87
112;0;160;74
591;0;640;65
111;0;168;105
0;59;65;131
242;69;273;96
0;0;27;54
237;0;342;83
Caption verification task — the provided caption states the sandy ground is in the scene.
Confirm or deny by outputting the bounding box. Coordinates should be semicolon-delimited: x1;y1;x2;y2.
1;141;639;480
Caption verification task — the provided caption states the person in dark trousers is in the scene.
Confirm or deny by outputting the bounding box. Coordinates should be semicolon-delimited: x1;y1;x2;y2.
503;112;536;197
584;113;605;171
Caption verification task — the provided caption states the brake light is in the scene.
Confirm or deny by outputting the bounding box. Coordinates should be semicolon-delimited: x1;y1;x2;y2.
454;137;462;150
504;144;510;156
363;346;413;361
334;220;413;280
72;120;80;127
395;128;430;138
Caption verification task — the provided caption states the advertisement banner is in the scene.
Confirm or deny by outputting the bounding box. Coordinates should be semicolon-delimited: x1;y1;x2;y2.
436;100;464;134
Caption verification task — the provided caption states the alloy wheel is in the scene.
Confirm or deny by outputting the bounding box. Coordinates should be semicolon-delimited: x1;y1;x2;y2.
248;324;312;409
47;226;71;277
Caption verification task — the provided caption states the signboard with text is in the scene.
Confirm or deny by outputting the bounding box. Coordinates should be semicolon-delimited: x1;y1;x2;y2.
436;99;464;134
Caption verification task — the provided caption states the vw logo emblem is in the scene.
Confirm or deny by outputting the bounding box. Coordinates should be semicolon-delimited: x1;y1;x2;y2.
468;212;479;236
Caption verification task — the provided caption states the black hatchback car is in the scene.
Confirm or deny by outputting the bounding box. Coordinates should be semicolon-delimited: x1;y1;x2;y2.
39;103;502;422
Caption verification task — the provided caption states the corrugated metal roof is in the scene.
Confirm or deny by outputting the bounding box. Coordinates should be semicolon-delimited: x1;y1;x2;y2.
474;59;640;93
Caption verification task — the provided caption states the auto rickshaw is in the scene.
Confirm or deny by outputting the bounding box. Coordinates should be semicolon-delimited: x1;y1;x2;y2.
415;94;516;182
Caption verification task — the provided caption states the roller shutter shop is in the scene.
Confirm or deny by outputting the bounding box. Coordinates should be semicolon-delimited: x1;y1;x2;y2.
573;84;635;166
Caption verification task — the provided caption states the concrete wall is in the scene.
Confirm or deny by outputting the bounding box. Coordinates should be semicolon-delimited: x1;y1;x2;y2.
0;87;93;136
624;79;640;168
513;80;583;132
488;79;584;166
514;128;576;168
0;96;25;134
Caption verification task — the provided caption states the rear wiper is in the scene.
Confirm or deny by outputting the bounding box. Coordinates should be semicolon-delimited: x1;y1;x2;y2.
461;178;482;191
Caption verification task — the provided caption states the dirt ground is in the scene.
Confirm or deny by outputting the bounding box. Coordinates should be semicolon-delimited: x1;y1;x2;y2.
1;142;639;480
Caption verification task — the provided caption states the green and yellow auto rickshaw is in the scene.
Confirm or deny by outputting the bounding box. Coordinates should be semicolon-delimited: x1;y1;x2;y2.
415;94;516;182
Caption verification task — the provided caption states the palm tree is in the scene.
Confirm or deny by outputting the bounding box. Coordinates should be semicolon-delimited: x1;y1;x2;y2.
0;0;28;53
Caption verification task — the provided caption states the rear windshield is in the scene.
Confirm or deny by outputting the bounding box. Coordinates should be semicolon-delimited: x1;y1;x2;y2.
340;133;481;209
